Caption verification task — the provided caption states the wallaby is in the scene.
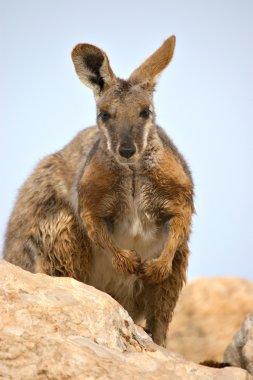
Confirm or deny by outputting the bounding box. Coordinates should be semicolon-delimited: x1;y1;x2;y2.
3;36;194;347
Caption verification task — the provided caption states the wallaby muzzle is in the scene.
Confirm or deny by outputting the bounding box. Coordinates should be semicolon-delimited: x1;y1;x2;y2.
118;133;136;158
119;144;136;158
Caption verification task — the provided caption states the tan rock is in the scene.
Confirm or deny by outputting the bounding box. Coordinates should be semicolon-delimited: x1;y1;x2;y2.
0;259;150;354
0;260;252;379
224;314;253;375
167;277;253;363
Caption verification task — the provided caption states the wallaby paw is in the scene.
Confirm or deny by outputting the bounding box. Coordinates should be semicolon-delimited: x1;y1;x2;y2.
112;250;141;275
138;258;172;283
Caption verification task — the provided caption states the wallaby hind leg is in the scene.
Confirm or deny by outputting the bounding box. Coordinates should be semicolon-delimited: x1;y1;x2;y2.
28;207;91;282
144;245;189;347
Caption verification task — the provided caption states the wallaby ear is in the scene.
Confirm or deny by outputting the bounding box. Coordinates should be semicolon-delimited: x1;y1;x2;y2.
130;36;176;88
72;43;116;94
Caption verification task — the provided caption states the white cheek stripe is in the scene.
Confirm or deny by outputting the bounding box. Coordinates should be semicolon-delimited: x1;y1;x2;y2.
142;120;152;151
102;127;112;151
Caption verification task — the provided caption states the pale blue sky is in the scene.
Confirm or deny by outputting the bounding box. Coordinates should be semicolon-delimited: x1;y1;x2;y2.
1;0;253;280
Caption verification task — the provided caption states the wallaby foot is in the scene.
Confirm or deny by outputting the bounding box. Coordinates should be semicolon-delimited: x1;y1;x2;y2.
145;316;167;347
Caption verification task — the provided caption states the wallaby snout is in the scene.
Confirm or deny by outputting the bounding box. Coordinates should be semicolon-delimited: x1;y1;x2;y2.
119;141;136;159
118;127;136;159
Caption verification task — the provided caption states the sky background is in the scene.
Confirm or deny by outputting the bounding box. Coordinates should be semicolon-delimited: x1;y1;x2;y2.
1;0;253;280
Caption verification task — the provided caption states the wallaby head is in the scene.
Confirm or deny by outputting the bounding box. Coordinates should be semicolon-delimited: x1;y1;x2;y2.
72;36;175;164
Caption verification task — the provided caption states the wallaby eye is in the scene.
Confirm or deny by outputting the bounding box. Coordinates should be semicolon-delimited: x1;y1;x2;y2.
98;110;111;122
139;107;151;119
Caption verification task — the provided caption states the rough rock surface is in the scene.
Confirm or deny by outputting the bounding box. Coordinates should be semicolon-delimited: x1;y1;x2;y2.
0;260;252;380
167;277;253;363
224;314;253;375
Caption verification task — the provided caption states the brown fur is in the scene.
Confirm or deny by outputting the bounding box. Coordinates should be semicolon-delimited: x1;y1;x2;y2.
3;36;194;347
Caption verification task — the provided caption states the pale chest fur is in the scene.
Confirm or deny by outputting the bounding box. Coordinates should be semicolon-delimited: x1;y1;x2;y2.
113;181;167;261
88;174;168;316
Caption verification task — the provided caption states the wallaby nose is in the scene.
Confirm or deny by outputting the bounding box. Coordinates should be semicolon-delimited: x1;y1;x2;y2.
119;144;136;158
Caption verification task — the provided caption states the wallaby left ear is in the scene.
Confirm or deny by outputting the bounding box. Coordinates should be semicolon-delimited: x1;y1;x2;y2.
72;43;116;95
130;35;176;87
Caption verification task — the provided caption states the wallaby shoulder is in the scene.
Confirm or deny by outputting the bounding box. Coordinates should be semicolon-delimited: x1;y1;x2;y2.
156;125;193;183
13;126;99;204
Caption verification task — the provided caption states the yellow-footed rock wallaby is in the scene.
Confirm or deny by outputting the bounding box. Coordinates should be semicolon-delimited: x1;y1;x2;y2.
4;36;194;347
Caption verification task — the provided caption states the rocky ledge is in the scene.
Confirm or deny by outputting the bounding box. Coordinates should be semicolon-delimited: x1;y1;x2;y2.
0;259;252;380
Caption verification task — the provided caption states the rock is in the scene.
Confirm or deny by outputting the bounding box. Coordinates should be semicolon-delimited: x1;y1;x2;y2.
167;277;253;363
0;259;252;380
0;259;150;354
224;314;253;375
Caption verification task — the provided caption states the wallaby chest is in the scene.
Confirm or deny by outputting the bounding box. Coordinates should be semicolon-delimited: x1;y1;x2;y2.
111;174;167;261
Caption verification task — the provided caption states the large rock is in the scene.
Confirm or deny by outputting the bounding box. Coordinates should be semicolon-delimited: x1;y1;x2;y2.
224;314;253;375
167;277;253;363
0;259;251;379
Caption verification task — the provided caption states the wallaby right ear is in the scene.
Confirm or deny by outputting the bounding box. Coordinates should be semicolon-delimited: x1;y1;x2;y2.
72;43;116;95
